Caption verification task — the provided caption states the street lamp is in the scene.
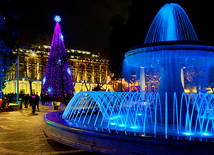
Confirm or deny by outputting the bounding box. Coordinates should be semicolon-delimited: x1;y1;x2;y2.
17;46;34;104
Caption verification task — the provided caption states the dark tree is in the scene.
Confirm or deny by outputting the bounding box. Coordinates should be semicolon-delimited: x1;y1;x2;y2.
0;0;17;96
109;1;165;78
0;0;18;49
109;15;126;79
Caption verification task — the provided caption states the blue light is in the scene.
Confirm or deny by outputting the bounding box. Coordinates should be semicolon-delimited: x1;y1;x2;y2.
183;132;194;136
119;124;125;127
113;115;122;119
67;68;71;76
184;132;190;136
43;77;46;84
200;116;214;119
60;34;64;41
202;132;212;136
131;126;138;129
54;15;61;22
110;123;115;125
47;87;52;93
57;59;61;65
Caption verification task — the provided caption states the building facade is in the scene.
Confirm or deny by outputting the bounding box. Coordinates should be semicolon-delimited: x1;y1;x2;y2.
4;45;113;95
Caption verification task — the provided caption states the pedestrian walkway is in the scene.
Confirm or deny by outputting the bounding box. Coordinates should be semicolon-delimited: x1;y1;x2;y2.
0;103;92;155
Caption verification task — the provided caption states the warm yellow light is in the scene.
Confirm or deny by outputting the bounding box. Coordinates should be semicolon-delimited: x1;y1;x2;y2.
121;78;128;84
184;89;190;93
31;51;36;57
206;88;213;93
107;76;111;83
141;134;145;137
192;89;197;93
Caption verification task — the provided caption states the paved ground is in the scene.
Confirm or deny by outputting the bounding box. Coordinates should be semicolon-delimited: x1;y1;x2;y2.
0;103;95;155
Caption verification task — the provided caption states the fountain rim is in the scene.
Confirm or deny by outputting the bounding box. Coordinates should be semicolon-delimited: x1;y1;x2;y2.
125;41;214;58
44;110;214;154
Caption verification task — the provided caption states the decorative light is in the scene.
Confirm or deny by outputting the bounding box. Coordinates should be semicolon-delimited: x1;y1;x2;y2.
47;87;52;93
202;132;212;136
43;77;46;84
60;34;64;41
183;132;193;136
31;51;36;57
54;15;61;22
57;59;62;65
141;134;145;137
67;68;71;76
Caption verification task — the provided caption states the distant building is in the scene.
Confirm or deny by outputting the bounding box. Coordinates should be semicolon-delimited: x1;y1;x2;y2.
4;45;113;95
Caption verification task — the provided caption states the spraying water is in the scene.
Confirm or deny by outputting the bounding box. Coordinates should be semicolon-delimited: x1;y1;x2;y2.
144;3;198;43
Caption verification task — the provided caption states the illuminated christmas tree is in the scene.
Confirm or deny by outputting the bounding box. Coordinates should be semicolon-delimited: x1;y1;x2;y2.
42;16;75;99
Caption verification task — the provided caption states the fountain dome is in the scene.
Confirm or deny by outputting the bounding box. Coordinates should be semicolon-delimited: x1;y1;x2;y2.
144;3;198;44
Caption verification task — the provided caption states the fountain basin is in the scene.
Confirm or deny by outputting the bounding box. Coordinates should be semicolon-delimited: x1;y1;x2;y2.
125;42;214;105
44;110;214;154
125;41;214;68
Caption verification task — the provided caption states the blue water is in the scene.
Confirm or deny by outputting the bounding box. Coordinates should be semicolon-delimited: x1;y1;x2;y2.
144;3;198;44
62;91;214;140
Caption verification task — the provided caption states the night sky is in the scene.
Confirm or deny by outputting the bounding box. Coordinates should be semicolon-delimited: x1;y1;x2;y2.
14;0;130;51
13;0;214;52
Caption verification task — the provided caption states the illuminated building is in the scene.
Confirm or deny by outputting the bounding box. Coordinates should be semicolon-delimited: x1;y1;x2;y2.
4;46;113;95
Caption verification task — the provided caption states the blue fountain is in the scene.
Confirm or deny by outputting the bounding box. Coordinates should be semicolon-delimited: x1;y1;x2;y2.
44;3;214;154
